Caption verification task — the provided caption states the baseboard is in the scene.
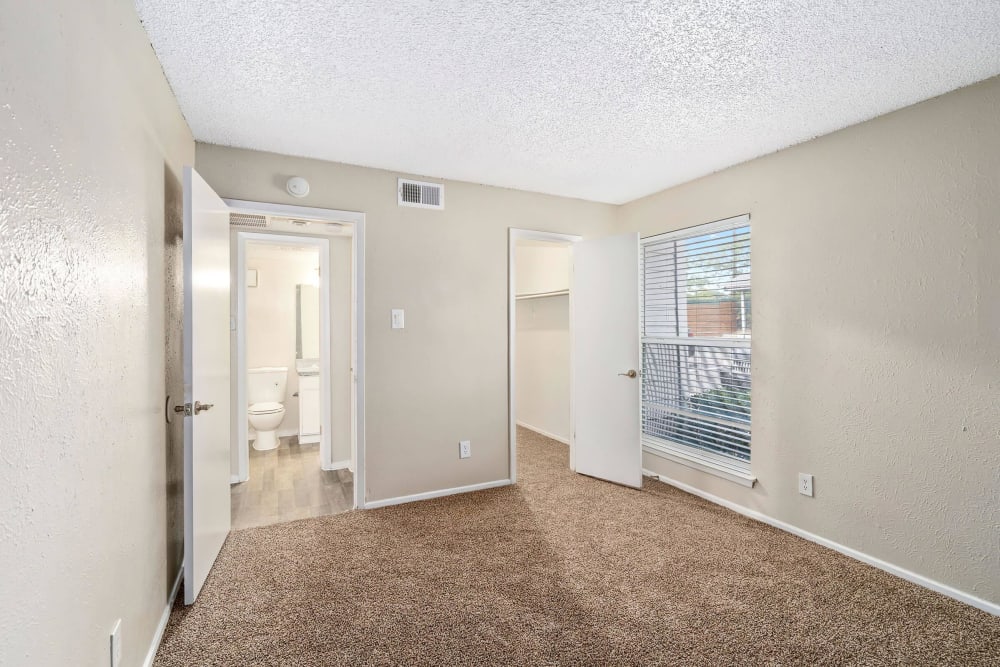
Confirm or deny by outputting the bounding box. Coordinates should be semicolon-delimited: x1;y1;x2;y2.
364;479;512;510
516;421;569;445
645;471;1000;617
322;459;351;471
143;564;183;667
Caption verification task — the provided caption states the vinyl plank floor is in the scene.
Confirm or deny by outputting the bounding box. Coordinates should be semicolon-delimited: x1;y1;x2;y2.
230;438;353;530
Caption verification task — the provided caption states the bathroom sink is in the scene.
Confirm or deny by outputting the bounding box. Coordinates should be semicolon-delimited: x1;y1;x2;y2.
295;358;320;376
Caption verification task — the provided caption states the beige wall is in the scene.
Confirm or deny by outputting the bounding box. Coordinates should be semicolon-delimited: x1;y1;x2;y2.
515;243;572;441
197;144;618;501
0;0;194;665
619;76;1000;605
245;245;321;435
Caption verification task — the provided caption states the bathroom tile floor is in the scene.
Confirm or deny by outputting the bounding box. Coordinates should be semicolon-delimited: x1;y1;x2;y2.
230;438;354;530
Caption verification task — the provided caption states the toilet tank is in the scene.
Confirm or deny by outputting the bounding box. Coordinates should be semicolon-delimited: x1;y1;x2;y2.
247;367;288;404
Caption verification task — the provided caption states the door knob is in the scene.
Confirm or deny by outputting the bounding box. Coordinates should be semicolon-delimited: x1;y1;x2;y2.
172;401;214;416
618;369;638;378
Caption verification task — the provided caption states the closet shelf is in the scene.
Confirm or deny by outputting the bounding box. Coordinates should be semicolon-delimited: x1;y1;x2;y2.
515;289;569;300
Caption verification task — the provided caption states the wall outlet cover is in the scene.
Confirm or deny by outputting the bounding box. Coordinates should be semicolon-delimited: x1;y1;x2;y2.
391;308;405;329
459;440;471;459
799;473;814;497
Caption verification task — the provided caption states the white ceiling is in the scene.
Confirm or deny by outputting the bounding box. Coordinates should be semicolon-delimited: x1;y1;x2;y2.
135;1;1000;204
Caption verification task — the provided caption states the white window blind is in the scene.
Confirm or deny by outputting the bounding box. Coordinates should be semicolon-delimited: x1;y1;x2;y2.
641;215;751;475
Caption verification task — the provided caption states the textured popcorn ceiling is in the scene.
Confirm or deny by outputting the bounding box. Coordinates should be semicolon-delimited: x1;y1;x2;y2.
134;1;1000;204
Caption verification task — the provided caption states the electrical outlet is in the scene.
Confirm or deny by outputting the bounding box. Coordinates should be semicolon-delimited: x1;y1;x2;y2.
459;440;471;459
110;619;122;667
798;473;814;497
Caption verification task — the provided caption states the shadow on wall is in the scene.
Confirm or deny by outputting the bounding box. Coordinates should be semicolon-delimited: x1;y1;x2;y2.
163;162;185;595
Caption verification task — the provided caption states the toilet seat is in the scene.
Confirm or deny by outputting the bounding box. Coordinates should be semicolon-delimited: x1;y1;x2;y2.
249;401;284;415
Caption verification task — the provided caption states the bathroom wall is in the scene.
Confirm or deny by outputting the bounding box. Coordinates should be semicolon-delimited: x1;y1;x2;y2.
618;75;1000;606
245;243;321;436
0;0;195;665
197;143;618;502
515;242;572;442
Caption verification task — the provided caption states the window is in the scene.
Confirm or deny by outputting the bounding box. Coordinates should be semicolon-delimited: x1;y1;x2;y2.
640;214;753;485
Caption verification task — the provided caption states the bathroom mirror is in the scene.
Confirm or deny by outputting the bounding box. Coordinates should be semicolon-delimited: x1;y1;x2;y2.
296;284;321;360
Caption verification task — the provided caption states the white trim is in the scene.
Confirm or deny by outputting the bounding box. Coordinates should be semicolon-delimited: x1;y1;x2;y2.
509;228;582;484
229;474;241;485
647;472;1000;617
227;199;366;511
364;479;512;510
142;565;183;667
323;458;352;471
516;421;569;445
643;437;756;487
223;198;364;226
640;212;750;244
515;289;570;300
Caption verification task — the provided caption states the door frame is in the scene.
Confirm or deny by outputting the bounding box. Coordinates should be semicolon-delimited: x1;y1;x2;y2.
508;228;582;483
227;198;366;510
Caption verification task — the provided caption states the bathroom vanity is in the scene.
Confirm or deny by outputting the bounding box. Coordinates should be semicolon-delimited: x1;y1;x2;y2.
296;359;321;444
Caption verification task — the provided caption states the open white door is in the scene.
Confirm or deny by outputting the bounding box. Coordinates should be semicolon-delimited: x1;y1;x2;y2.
182;166;231;604
572;233;641;488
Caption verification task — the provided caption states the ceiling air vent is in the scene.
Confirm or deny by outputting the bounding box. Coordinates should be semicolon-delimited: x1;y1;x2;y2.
398;178;444;210
229;212;268;228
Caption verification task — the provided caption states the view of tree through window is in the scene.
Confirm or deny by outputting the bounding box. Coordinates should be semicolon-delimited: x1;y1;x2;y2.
641;220;751;466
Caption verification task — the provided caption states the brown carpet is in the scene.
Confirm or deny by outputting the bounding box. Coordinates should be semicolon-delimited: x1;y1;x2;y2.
155;428;1000;666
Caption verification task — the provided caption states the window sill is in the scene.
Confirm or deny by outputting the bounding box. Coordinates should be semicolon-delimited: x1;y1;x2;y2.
642;437;757;488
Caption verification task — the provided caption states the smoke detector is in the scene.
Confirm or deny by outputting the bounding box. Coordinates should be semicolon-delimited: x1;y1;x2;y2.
286;176;310;198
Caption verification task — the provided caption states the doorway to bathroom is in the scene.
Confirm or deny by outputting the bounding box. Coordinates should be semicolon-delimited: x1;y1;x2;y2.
228;201;363;529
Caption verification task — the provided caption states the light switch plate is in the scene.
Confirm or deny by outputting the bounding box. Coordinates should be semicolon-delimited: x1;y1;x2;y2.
391;309;405;329
459;440;471;459
798;473;814;497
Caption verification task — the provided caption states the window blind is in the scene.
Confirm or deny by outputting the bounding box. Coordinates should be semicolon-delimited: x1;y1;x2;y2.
641;216;751;469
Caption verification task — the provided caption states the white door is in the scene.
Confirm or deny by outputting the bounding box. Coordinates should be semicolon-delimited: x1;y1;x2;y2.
182;166;232;604
572;233;642;488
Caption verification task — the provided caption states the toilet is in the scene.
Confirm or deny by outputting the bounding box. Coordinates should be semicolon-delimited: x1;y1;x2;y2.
247;366;288;451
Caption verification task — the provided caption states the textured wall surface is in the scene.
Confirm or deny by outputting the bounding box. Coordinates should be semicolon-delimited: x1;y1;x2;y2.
136;1;1000;203
620;76;1000;605
196;143;617;502
0;0;194;664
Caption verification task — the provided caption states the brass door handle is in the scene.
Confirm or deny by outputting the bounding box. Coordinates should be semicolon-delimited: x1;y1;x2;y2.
619;369;638;378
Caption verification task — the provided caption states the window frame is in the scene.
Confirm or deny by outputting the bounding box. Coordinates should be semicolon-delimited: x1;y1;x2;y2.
640;213;756;487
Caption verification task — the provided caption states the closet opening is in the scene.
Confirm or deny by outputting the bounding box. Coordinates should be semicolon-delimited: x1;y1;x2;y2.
508;229;581;479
